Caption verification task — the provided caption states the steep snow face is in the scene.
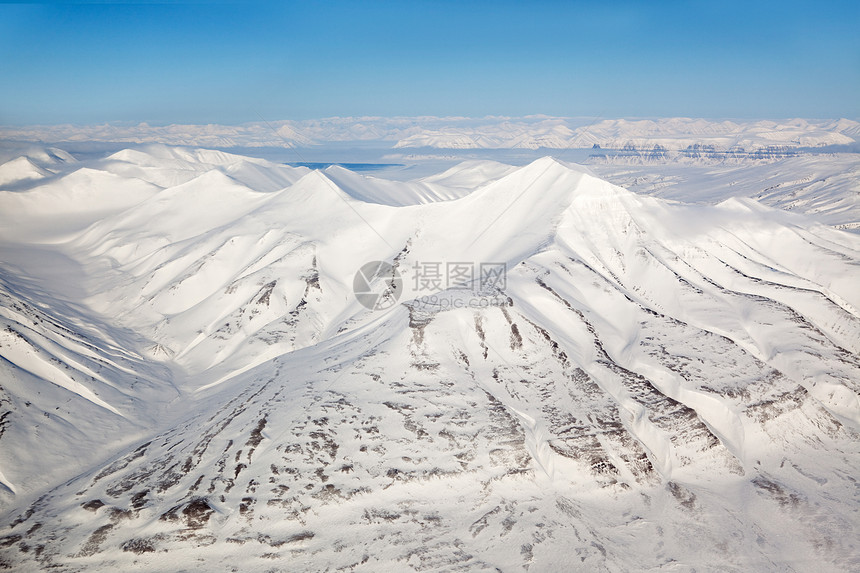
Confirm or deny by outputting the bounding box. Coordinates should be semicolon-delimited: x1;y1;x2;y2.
0;245;178;507
0;148;859;572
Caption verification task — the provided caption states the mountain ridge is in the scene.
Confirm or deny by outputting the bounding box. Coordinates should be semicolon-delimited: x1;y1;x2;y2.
3;117;858;152
0;148;858;571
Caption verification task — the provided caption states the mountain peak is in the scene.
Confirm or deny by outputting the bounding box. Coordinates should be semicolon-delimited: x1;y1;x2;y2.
1;146;858;572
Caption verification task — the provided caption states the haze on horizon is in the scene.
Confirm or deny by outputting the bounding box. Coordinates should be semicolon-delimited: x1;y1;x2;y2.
1;0;859;126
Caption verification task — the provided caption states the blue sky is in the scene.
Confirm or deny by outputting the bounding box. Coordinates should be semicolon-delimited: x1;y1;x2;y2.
1;0;858;125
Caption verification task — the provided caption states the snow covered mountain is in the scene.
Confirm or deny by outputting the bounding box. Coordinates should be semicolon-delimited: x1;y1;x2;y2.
394;118;860;152
0;147;858;571
591;153;860;232
3;116;858;152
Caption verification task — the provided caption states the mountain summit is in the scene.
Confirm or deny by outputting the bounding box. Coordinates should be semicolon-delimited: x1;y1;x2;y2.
0;150;858;572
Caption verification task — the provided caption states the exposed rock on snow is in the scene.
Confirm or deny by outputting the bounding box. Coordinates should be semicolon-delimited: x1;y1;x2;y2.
0;148;858;572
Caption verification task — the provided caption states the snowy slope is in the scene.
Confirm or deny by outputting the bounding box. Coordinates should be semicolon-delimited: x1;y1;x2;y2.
591;153;860;231
0;157;50;188
99;145;310;191
418;159;519;190
0;147;77;190
0;148;858;572
322;165;469;206
0;245;180;507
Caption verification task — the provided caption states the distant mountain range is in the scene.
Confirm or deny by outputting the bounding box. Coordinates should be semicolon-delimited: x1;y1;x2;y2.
3;116;859;152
